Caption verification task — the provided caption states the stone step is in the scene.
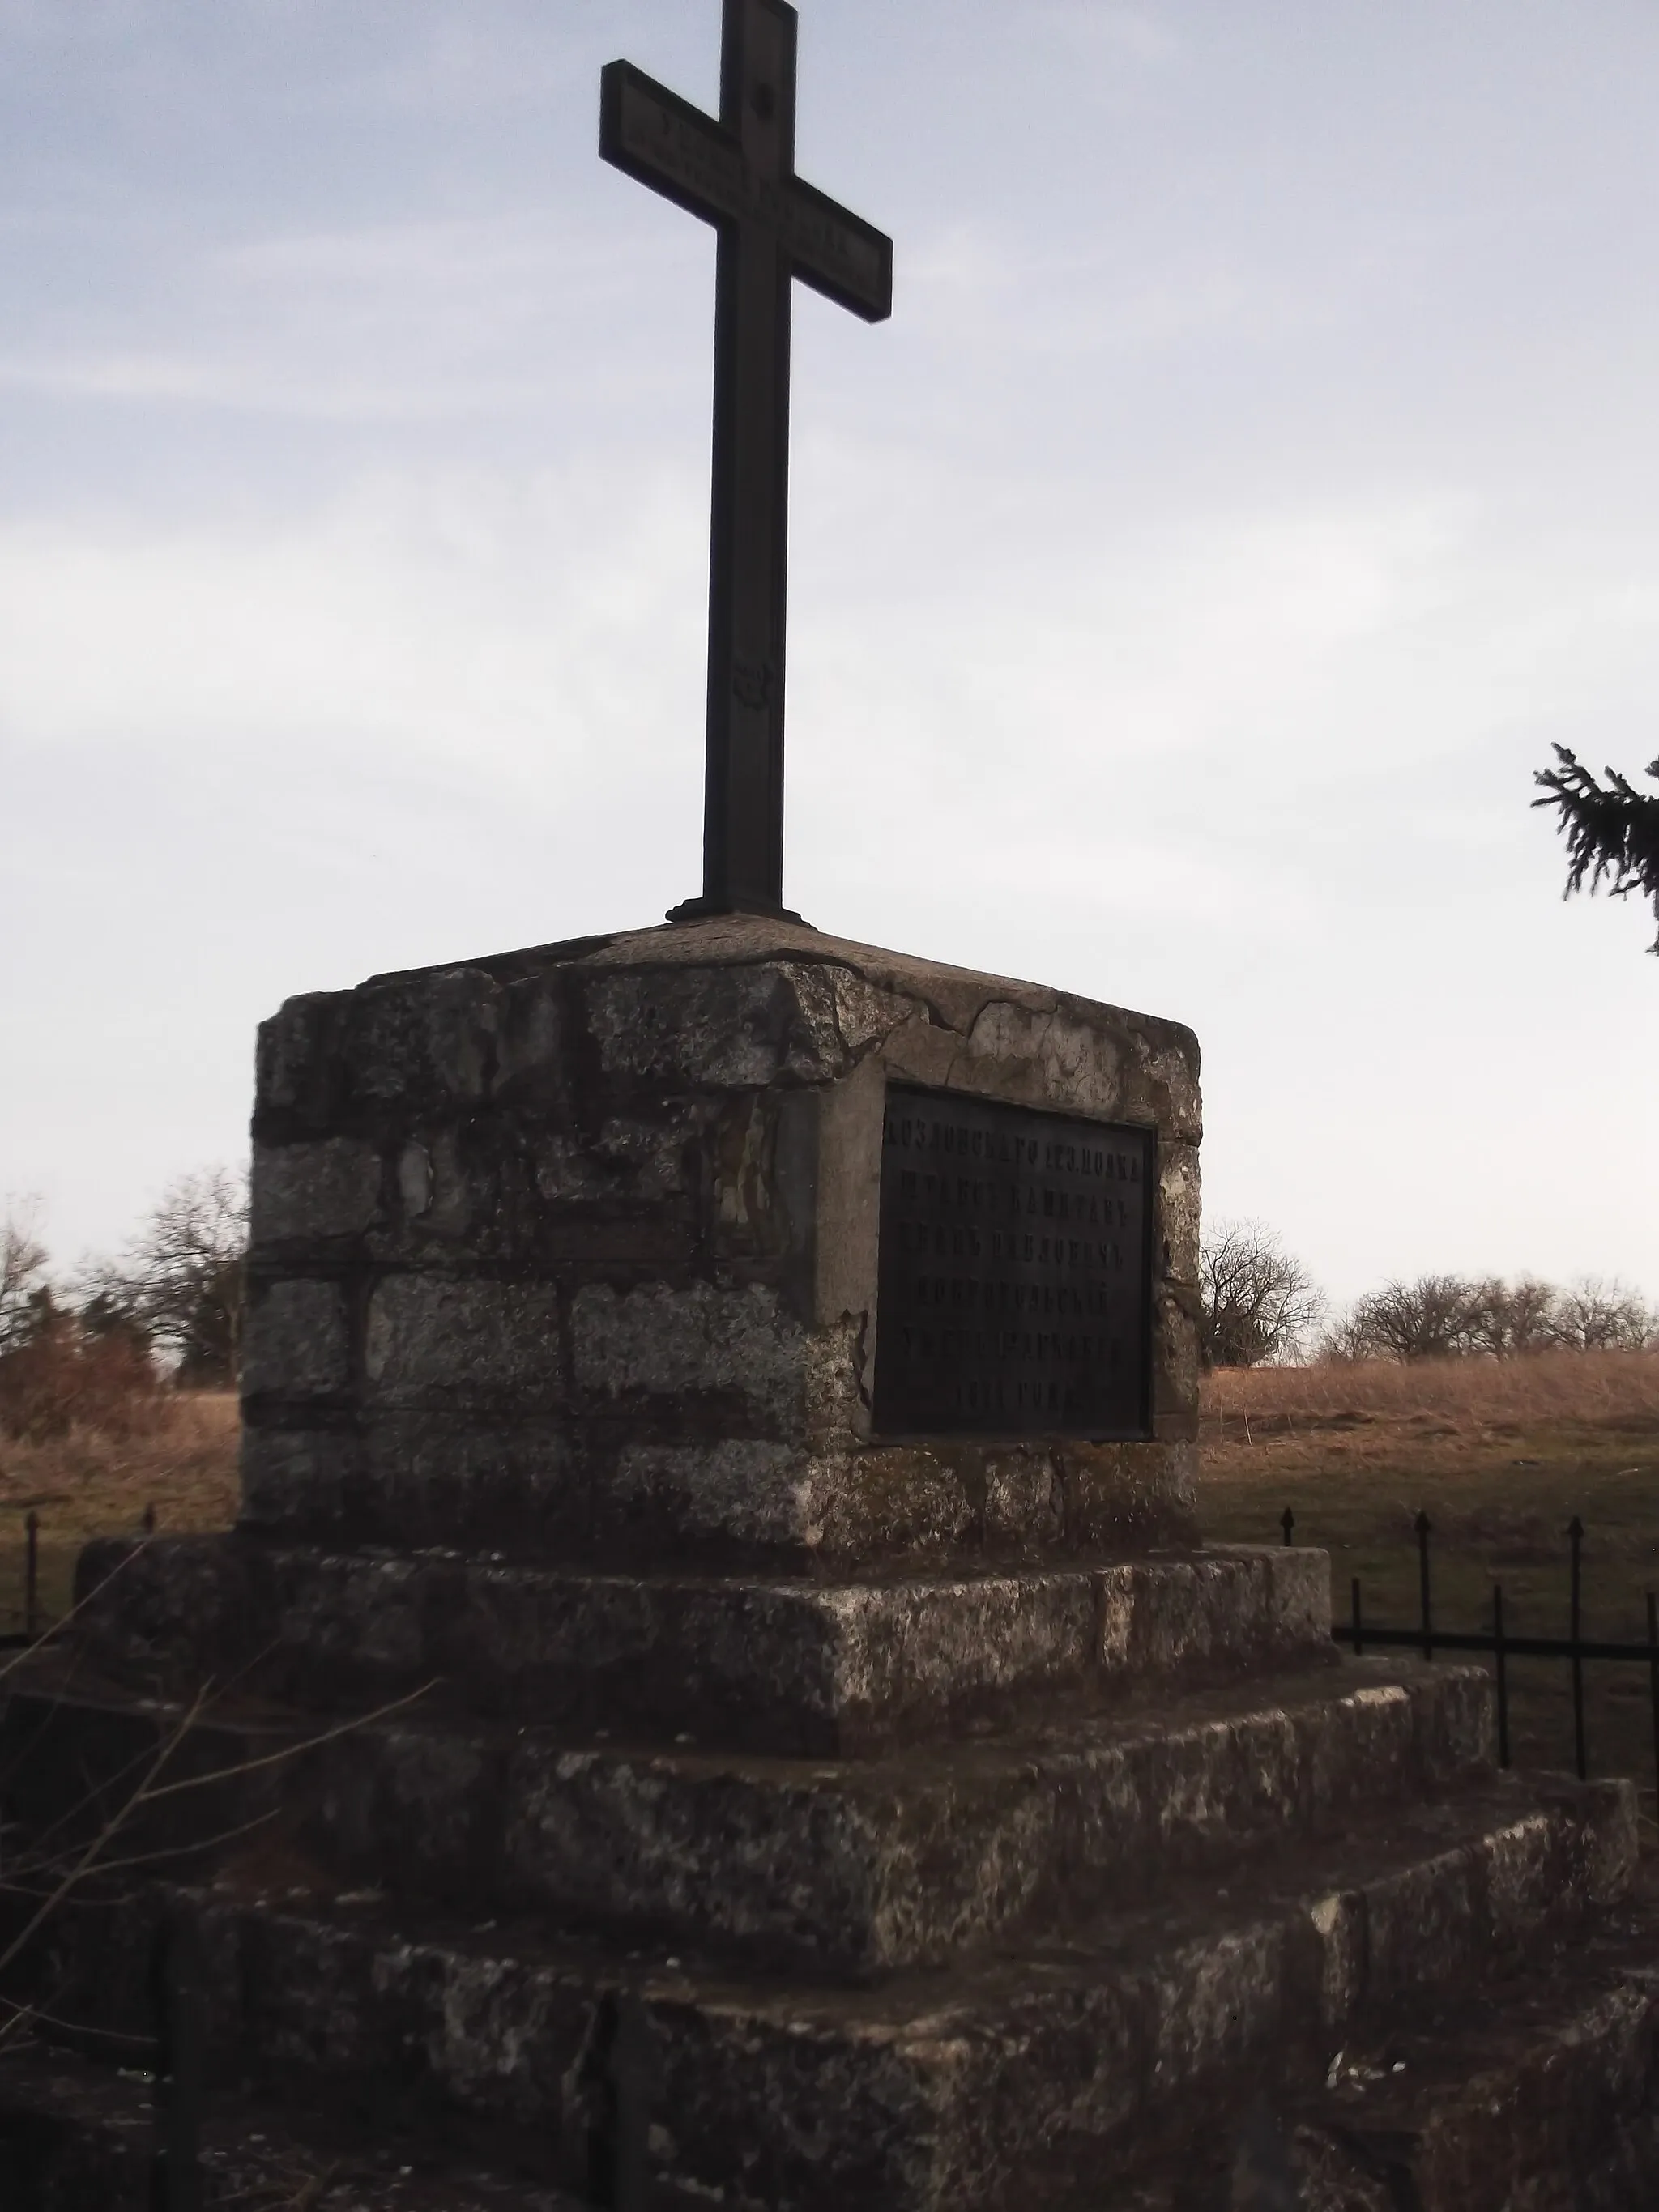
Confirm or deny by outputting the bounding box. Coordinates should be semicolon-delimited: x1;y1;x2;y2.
305;1658;1495;1971
15;1773;1636;2212
1047;1888;1659;2210
0;2039;583;2211
73;1532;1333;1753
1;1659;1494;1975
1282;1878;1659;2212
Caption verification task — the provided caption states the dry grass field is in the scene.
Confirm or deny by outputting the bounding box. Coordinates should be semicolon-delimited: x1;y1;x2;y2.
0;1390;238;1627
1200;1351;1659;1811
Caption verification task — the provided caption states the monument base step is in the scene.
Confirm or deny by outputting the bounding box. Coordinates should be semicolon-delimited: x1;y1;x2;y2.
72;1536;1333;1753
2;1656;1495;1975
1116;1869;1659;2212
9;1882;1659;2212
9;1772;1634;2210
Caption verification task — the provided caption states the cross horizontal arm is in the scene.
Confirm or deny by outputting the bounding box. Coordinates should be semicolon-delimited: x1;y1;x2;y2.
600;62;746;228
600;60;891;323
783;177;891;322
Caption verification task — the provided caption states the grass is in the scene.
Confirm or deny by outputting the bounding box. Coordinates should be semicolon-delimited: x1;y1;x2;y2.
1200;1352;1659;1810
0;1390;239;1628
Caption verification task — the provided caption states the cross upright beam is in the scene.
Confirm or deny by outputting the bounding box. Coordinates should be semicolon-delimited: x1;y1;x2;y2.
601;0;892;922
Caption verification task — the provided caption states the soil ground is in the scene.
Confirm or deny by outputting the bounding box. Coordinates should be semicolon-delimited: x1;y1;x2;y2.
5;1356;1659;1815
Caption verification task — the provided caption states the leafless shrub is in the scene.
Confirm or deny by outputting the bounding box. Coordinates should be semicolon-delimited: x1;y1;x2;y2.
0;1320;163;1445
0;1204;50;1354
1321;1272;1656;1364
1465;1276;1560;1358
1199;1221;1323;1369
1546;1275;1655;1353
80;1167;249;1386
1329;1274;1481;1362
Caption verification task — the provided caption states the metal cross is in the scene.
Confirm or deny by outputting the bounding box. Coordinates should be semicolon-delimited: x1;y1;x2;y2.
601;0;892;922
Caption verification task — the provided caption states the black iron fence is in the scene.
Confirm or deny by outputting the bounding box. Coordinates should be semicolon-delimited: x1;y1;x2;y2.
1280;1505;1659;1801
0;1511;41;1650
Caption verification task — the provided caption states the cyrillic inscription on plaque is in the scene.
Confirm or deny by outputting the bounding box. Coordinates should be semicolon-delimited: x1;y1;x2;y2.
872;1085;1154;1438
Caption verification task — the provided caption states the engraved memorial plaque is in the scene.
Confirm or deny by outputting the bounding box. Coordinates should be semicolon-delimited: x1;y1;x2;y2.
872;1084;1155;1438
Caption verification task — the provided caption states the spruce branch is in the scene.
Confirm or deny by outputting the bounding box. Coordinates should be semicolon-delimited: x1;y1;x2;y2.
1533;744;1659;949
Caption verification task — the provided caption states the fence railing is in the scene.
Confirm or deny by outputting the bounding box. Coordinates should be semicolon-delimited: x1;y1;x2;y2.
1280;1505;1659;1801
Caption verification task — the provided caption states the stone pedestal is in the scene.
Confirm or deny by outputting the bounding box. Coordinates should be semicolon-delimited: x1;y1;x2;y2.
2;923;1657;2212
239;915;1203;1574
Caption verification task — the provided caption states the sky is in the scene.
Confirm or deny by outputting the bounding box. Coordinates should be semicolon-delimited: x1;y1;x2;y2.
1;0;1656;1314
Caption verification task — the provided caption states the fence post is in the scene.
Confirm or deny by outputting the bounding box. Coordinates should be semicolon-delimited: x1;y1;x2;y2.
1568;1517;1587;1780
1648;1592;1659;1818
149;1902;205;2212
1493;1582;1510;1769
1351;1577;1363;1657
1280;1507;1294;1547
1415;1511;1433;1660
23;1511;38;1640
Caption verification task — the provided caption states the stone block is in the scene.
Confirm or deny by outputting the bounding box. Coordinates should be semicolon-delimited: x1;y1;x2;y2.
240;1426;364;1531
1061;1438;1200;1549
570;1281;804;1430
250;1137;382;1248
491;972;568;1106
581;959;907;1093
601;1441;831;1562
532;1116;693;1206
982;1448;1064;1549
254;991;339;1132
361;1416;582;1549
363;1276;564;1409
241;1280;352;1400
345;967;501;1110
1158;1142;1201;1287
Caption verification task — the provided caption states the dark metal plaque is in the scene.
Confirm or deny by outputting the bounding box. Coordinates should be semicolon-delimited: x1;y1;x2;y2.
872;1085;1155;1439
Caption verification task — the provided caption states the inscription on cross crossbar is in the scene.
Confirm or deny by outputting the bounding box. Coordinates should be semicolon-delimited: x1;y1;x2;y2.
601;0;892;922
872;1087;1156;1439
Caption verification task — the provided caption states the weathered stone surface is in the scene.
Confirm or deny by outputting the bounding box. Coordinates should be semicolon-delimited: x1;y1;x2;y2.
251;1136;383;1248
571;1281;804;1427
5;1775;1633;2212
232;918;1206;1569
241;1279;352;1400
240;1425;365;1530
1158;1143;1201;1288
582;959;907;1092
75;1537;1333;1753
344;969;502;1109
364;1277;565;1409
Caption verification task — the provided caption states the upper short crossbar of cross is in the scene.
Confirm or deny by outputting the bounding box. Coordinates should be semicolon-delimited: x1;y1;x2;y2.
600;61;892;323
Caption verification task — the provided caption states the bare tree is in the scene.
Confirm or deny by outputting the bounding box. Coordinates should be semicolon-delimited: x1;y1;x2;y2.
1533;745;1659;951
1464;1276;1559;1359
0;1203;51;1353
1333;1274;1482;1362
1545;1275;1654;1353
1199;1221;1323;1369
83;1167;249;1386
